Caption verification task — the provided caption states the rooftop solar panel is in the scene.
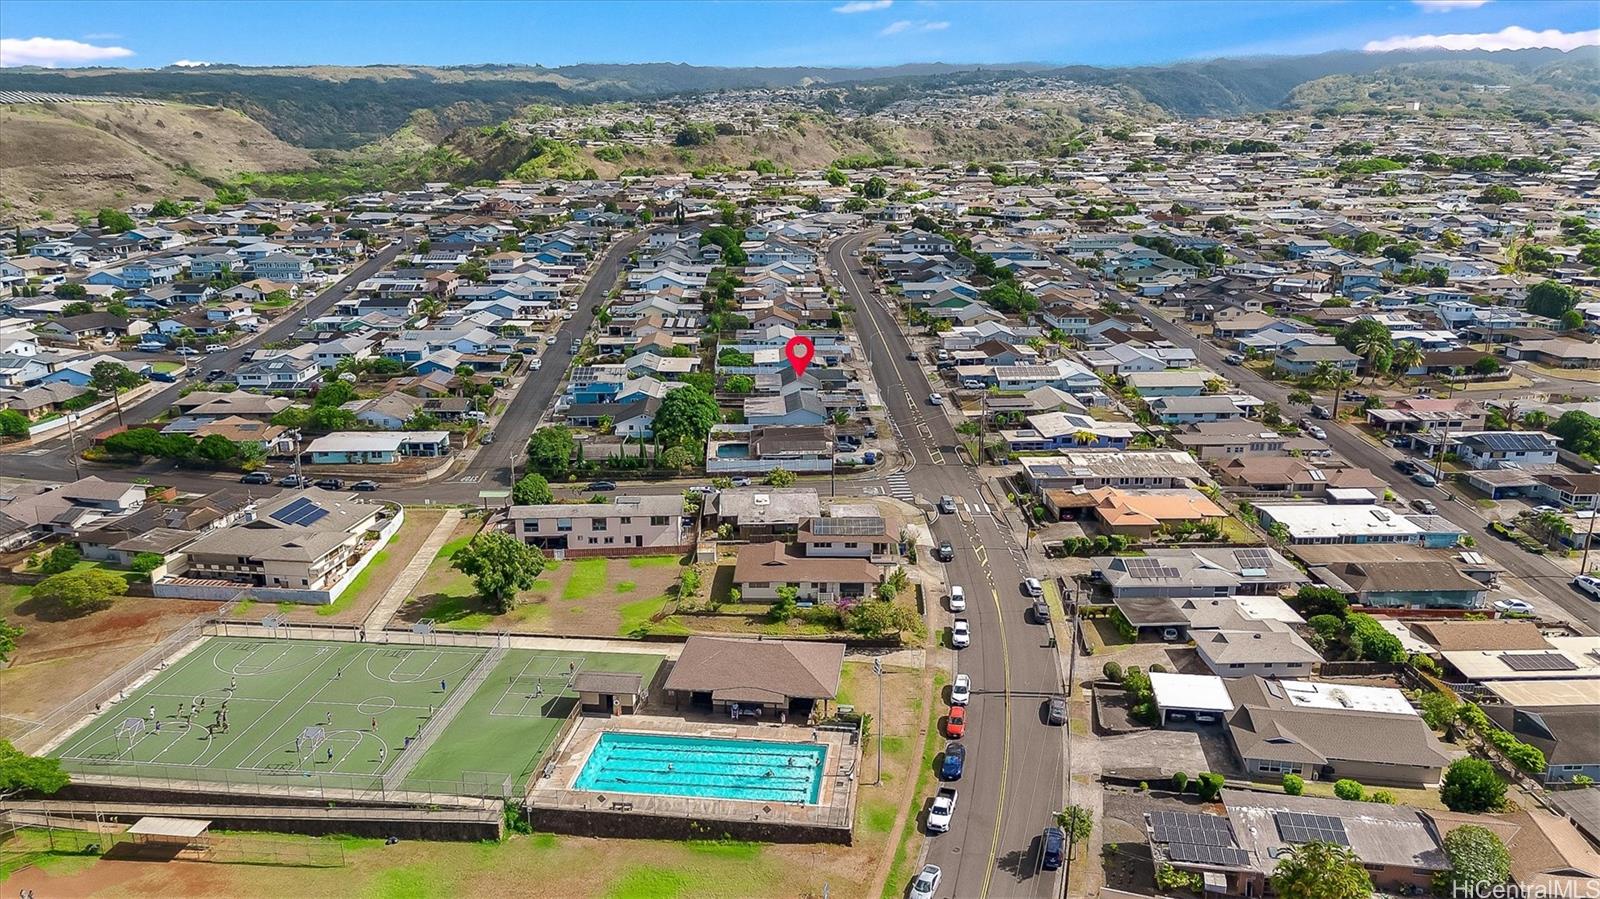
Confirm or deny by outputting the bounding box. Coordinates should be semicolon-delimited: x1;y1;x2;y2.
1274;811;1349;846
1150;811;1235;847
270;497;312;525
1167;842;1251;868
810;516;886;537
1123;558;1181;580
1500;652;1578;672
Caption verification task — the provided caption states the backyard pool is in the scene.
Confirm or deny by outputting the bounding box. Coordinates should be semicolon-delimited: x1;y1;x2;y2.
713;443;751;459
574;731;827;804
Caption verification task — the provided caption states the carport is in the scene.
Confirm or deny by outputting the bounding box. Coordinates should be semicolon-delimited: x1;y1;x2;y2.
1150;672;1233;727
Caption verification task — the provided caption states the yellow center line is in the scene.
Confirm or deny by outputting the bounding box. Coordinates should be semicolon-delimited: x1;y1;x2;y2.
980;586;1012;899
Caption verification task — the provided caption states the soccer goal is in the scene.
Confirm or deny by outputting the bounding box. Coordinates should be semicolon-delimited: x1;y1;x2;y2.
113;717;146;757
296;725;328;767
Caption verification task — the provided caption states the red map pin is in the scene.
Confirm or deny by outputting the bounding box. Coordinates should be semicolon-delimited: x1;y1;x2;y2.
784;335;815;377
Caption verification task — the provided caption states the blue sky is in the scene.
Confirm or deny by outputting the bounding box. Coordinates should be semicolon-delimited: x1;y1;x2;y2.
1;0;1595;69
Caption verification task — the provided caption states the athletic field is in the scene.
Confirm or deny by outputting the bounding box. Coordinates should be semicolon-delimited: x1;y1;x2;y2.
50;637;663;796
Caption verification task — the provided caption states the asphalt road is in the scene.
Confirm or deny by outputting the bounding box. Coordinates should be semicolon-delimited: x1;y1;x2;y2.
831;233;1067;899
405;227;651;497
1091;275;1600;633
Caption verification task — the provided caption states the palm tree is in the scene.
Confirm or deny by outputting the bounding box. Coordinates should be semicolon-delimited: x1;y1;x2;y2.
1349;331;1388;384
1500;400;1521;431
1523;410;1551;431
1326;369;1356;420
1309;361;1338;390
1392;343;1425;384
1074;430;1099;447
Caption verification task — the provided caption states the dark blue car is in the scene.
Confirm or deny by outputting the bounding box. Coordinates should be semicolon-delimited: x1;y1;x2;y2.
939;742;966;780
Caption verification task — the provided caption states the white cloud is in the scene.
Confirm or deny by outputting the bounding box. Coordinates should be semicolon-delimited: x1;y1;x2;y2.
1364;25;1599;52
0;36;134;68
81;32;122;41
1413;0;1491;12
172;60;213;67
880;18;948;36
833;0;892;12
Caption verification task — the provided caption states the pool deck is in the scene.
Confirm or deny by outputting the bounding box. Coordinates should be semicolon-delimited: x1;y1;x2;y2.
526;714;858;836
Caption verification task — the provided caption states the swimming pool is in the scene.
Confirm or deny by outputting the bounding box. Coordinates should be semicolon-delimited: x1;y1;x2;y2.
573;731;827;804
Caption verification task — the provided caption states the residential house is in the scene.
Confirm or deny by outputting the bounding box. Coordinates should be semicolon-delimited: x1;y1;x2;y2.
731;541;882;604
507;494;690;558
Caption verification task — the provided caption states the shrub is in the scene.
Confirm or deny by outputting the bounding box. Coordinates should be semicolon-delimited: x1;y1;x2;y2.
1102;660;1123;683
1138;781;1148;792
39;544;80;575
1171;771;1189;793
1282;773;1304;796
1148;662;1167;674
1333;778;1365;801
1440;758;1506;812
1368;790;1396;804
129;552;165;574
1195;772;1225;801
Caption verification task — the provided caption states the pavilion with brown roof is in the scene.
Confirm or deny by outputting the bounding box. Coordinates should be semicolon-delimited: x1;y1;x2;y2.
663;636;844;721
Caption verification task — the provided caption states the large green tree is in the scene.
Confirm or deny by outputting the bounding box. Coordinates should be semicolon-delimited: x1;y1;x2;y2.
527;425;576;474
1338;319;1393;379
1440;757;1506;812
96;208;135;232
0;739;69;800
1269;841;1373;899
1439;825;1512;897
653;386;720;451
451;531;550;614
512;472;553;505
88;361;141;427
32;569;127;616
1526;280;1580;319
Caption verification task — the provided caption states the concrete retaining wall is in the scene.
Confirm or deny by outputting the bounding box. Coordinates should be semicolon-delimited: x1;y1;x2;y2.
528;805;851;845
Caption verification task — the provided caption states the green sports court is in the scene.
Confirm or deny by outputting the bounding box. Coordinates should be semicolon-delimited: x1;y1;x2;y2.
49;637;664;796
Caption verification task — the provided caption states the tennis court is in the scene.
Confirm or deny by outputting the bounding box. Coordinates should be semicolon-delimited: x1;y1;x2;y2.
50;637;665;796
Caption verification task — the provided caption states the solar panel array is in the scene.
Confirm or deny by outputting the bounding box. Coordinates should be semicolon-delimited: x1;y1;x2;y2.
1123;557;1181;580
1473;432;1554;453
809;516;886;537
1150;811;1235;847
270;497;330;527
1233;548;1272;571
1274;811;1350;846
1167;842;1251;868
1500;652;1578;672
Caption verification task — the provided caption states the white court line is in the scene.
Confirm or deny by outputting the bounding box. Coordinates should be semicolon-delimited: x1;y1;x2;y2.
196;640;345;768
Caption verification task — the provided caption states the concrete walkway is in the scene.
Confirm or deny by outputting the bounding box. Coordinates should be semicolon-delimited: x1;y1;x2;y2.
363;509;463;634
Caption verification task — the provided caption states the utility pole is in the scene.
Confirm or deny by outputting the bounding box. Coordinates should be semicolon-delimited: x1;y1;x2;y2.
65;412;83;480
1580;506;1600;576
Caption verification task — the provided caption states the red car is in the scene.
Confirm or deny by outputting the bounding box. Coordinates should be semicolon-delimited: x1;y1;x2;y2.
946;706;966;738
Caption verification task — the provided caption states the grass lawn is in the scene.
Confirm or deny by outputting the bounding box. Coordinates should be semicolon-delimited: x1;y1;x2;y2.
1296;778;1446;811
616;594;688;637
879;669;944;899
320;534;398;617
150;360;183;374
562;558;609;601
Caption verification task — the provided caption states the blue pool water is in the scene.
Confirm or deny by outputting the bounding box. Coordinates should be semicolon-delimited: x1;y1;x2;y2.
713;444;751;459
574;731;827;804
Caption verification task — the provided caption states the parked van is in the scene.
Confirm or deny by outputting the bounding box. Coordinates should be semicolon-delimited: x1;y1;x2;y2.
1311;404;1332;420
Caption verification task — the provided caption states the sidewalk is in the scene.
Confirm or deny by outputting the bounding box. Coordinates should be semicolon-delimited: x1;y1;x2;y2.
363;509;464;634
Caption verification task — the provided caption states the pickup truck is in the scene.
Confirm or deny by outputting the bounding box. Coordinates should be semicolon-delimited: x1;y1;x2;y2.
927;787;957;833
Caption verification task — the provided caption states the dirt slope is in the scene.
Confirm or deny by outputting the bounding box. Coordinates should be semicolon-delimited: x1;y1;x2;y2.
0;101;314;221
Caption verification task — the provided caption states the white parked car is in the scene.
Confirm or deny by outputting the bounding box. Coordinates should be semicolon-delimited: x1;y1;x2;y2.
951;618;971;649
909;865;942;899
950;673;971;705
1023;577;1043;598
926;788;957;834
928;392;944;406
948;585;966;612
1573;575;1600;600
1493;598;1535;615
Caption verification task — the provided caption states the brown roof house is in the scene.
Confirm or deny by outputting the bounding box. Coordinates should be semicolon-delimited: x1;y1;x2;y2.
663;636;844;719
1224;676;1456;788
732;541;882;604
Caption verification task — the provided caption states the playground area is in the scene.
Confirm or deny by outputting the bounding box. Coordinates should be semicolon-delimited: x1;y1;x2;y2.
48;636;666;797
